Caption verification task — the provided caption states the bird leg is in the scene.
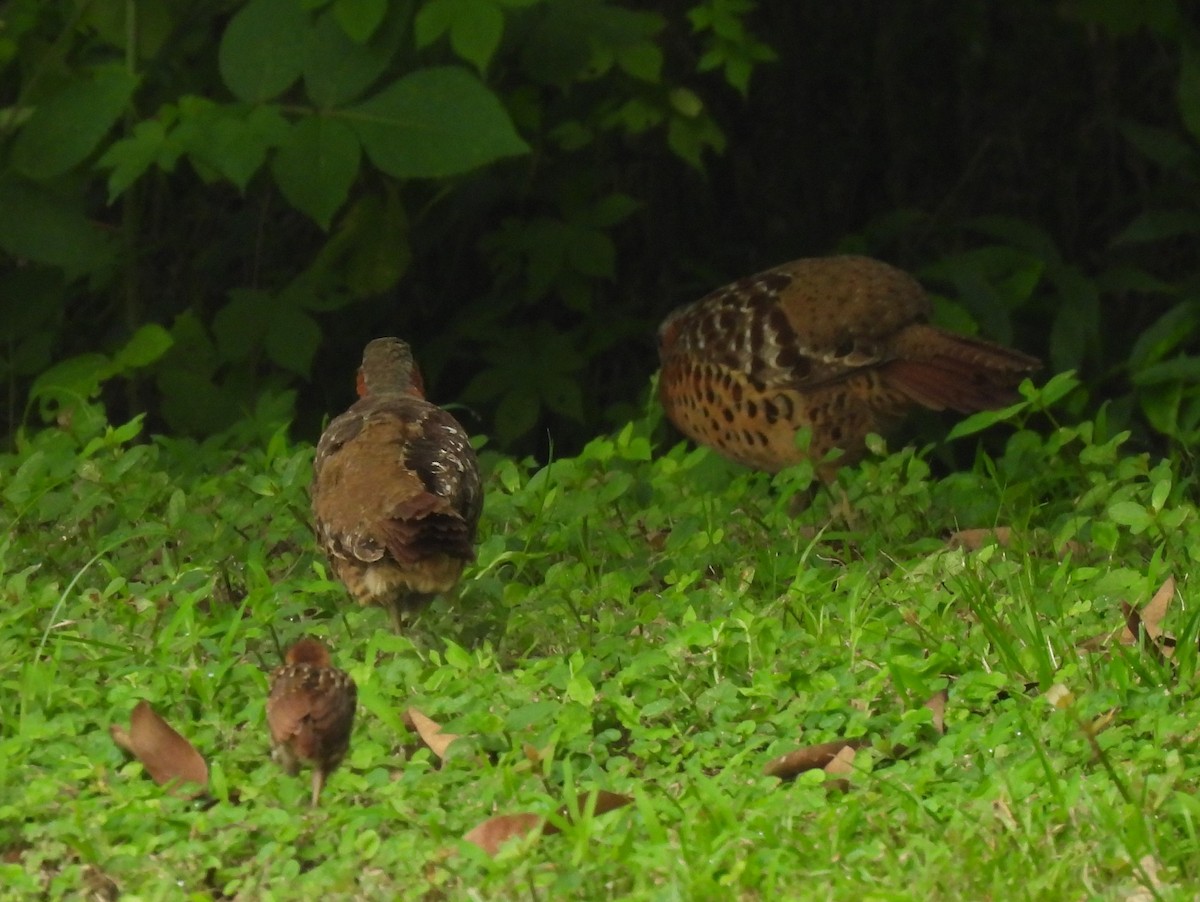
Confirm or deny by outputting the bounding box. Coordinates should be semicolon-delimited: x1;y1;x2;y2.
311;768;326;808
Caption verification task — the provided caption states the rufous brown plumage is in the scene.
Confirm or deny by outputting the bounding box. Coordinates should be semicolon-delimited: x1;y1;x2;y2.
267;637;357;807
658;255;1040;473
312;337;483;630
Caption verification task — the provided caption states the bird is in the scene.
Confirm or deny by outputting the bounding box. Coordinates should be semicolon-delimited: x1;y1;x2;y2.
657;255;1040;474
312;337;483;631
266;637;357;807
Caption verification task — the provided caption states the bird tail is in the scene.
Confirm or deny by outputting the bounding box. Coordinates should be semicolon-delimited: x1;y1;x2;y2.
883;325;1040;414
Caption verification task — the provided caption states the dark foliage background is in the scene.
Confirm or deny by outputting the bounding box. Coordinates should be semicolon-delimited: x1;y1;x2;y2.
2;0;1198;461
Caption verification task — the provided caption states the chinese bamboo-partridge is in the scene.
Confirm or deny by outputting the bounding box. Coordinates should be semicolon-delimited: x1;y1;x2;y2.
267;637;357;807
657;255;1040;473
312;337;483;630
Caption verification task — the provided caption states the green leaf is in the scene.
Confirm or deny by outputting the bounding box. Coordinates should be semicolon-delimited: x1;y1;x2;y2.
304;7;402;107
213;289;273;362
0;177;114;279
219;0;310;102
265;305;322;377
1112;210;1200;245
114;325;174;369
271;115;361;228
1107;500;1153;533
333;0;386;41
176;102;290;190
451;0;503;73
98;118;181;201
345;191;410;295
29;354;115;406
616;41;662;82
1180;42;1200;143
10;64;138;179
347;66;528;177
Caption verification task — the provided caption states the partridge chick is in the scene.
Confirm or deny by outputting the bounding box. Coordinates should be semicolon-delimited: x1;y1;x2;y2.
312;337;483;630
658;255;1040;474
267;637;356;807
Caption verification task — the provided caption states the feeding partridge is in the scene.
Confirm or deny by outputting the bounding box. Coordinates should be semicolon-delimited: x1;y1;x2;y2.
267;637;357;807
657;255;1040;474
312;337;483;630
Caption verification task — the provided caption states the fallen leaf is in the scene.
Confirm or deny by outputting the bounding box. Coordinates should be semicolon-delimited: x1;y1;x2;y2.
551;790;633;830
821;744;857;793
406;707;459;760
947;527;1012;551
923;689;948;735
763;739;863;780
463;813;546;855
1079;575;1176;657
110;701;208;795
463;790;633;856
1044;683;1075;710
1121;576;1173;644
1121;601;1169;665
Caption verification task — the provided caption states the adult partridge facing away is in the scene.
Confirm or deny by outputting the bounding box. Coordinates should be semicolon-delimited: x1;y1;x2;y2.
312;337;483;631
657;255;1040;473
267;637;357;807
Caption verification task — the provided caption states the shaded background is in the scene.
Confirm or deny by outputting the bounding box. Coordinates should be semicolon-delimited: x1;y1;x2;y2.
3;0;1198;461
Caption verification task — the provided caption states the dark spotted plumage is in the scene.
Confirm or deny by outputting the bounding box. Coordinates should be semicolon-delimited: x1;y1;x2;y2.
312;337;482;630
267;638;357;807
658;255;1040;474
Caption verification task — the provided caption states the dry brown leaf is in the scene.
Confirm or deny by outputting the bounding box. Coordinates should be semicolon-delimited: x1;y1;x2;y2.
463;813;545;855
406;707;459;760
464;790;633;857
550;790;633;830
821;744;857;793
1080;575;1176;656
1120;576;1173;644
763;739;863;780
1121;601;1170;665
109;701;208;794
923;689;948;735
947;527;1013;551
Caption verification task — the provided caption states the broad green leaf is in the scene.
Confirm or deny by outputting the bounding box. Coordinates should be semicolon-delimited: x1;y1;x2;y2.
265;305;322;377
271;115;361;228
1107;500;1153;533
29;353;115;405
0;177;114;279
99;119;180;201
304;7;402;107
345;191;410;295
1180;42;1200;143
219;0;309;102
347;66;528;177
333;0;386;41
449;0;503;73
1112;210;1200;245
114;325;174;369
213;289;273;362
11;64;138;179
176;103;289;190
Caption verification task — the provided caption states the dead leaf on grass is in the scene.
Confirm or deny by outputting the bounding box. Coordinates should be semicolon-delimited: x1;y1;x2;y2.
947;527;1012;551
924;689;947;735
1120;576;1173;646
762;739;864;781
405;707;460;759
463;790;633;856
1080;575;1176;658
463;813;546;855
110;701;208;795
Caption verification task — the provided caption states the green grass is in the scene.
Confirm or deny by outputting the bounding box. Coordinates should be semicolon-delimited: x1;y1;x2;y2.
3;380;1200;900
